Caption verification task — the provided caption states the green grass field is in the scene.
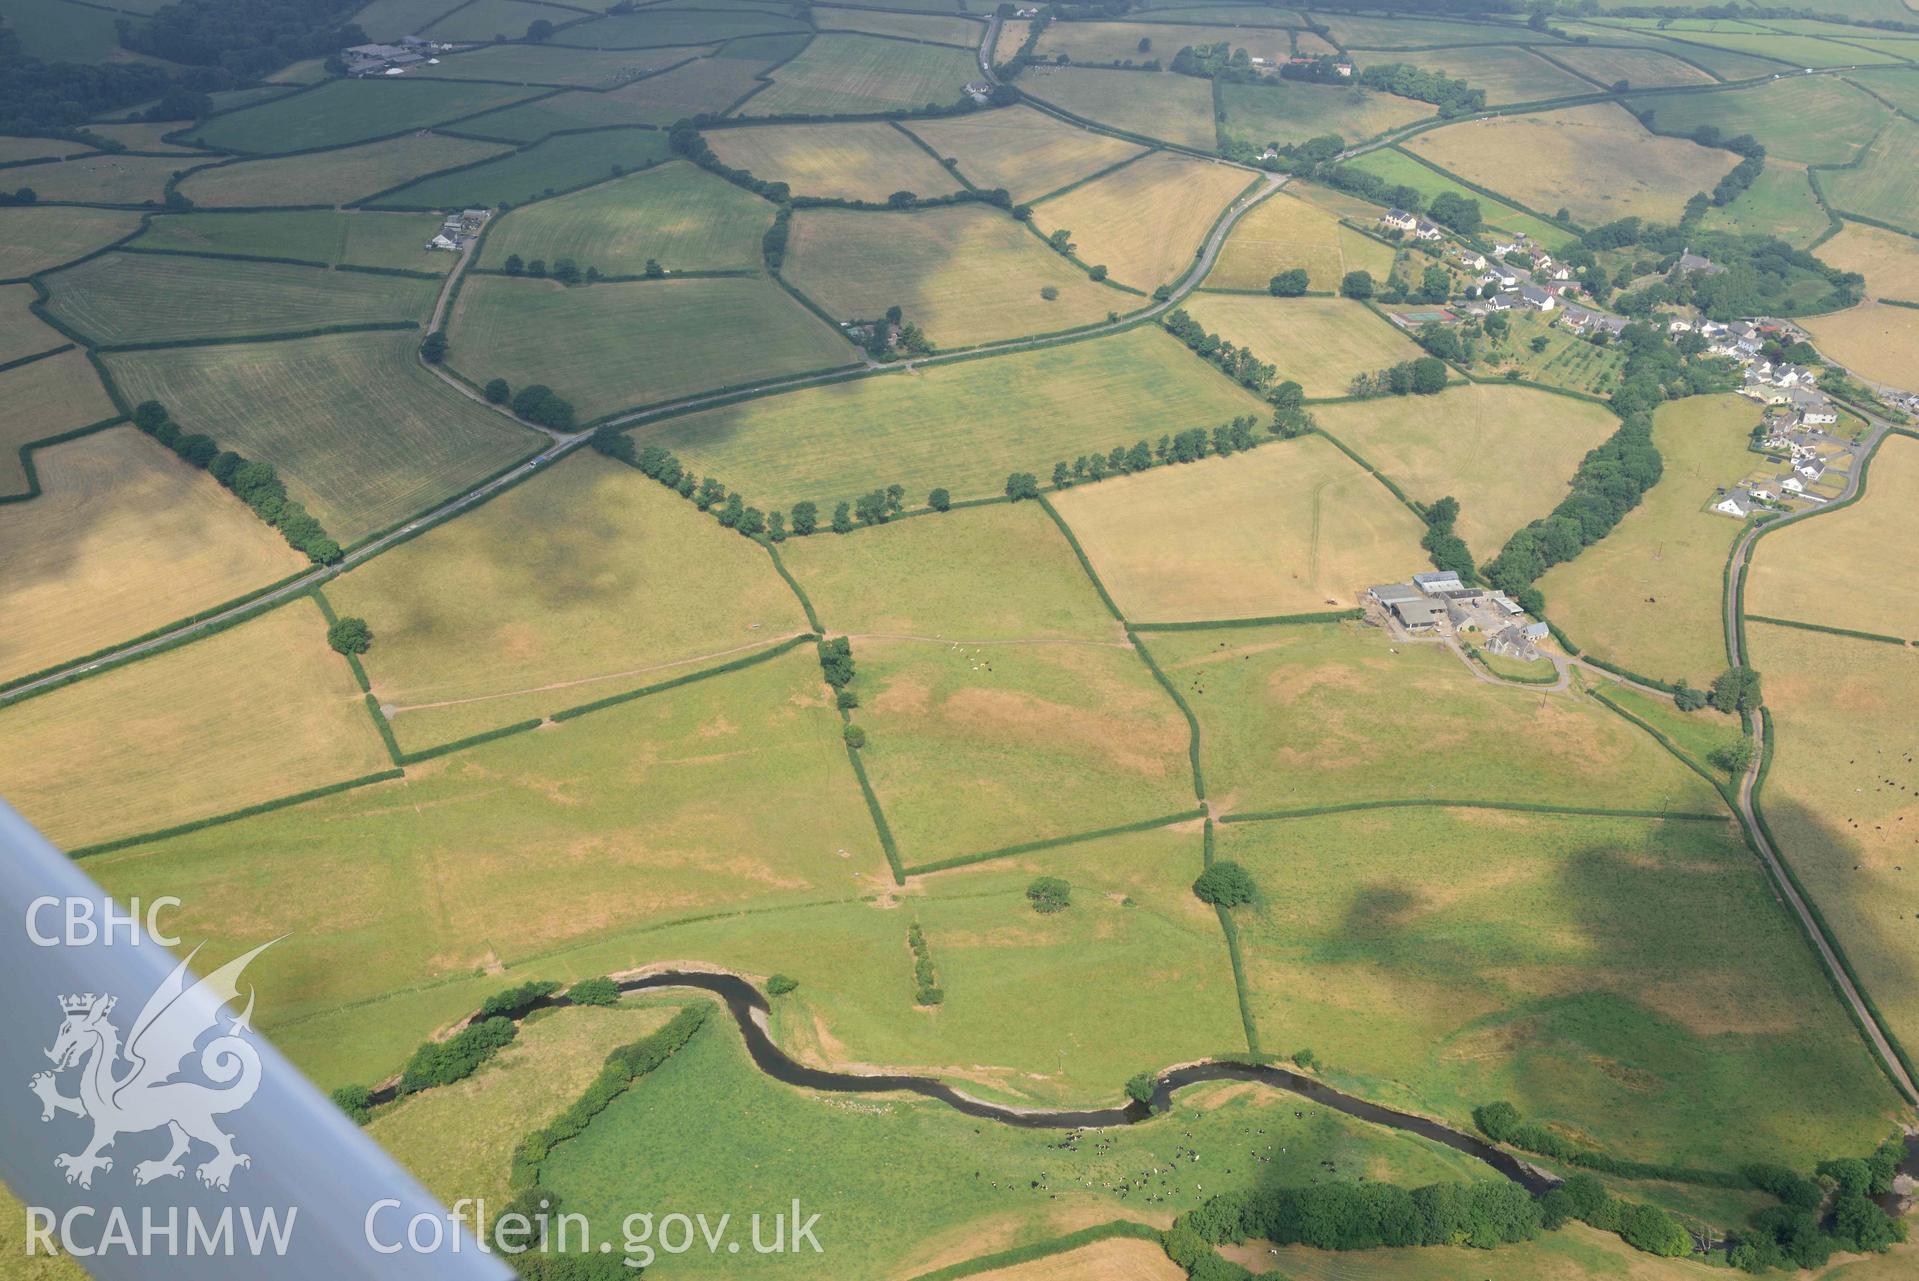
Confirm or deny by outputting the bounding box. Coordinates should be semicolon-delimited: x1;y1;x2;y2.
456;58;768;140
1204;185;1398;292
447;274;855;419
856;636;1193;864
1597;681;1745;785
188;80;542;155
350;0;465;40
6;154;186;205
1405;103;1736;227
1222;805;1900;1173
411;43;703;88
87;646;892;1078
705;121;963;201
813;6;981;46
328;450;809;749
1149;620;1723;815
1219;79;1434;152
780;500;1122;642
480;160;774;274
740;34;979;116
1539;395;1758;687
1183;295;1425;397
130;210;452;272
630;327;1269;512
104;330;541;544
1032;152;1251;292
1311;383;1619;557
1482;308;1628;396
1746;432;1919;639
543;990;1489;1278
1034;19;1293;67
0;599;389;850
371;129;672;208
1847;67;1919;118
1626;76;1888;166
1751;623;1919;1067
1054;435;1427;623
901;105;1148;203
1316;13;1557;48
4;0;127;62
0;429;304;684
548;5;808;47
175;134;512;207
783;204;1124;348
41;253;436;346
1823;115;1919;237
1018;66;1219;151
1342;148;1572;248
0;207;144;279
422;0;593;41
1699;160;1832;246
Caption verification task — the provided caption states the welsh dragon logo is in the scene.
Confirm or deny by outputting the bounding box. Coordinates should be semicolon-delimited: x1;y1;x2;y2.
29;941;275;1192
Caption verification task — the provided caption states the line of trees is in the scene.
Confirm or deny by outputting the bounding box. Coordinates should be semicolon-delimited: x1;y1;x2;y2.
1480;408;1661;612
510;384;576;431
1356;63;1485;117
1347;356;1448;398
1420;494;1474;581
1162;309;1277;392
907;921;942;1005
132;399;342;564
399;1016;515;1094
1169;1177;1543;1257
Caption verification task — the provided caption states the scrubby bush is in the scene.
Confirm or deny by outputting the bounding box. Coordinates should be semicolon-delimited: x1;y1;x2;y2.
567;977;620;1007
1192;861;1256;907
399;1016;516;1094
1025;876;1070;914
842;723;866;749
481;979;561;1020
329;1084;373;1125
766;974;798;996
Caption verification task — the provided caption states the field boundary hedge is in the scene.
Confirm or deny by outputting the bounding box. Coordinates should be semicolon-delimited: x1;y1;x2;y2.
1131;609;1363;632
764;542;824;632
903;807;1207;877
1588;685;1735;810
549;631;815;722
1745;614;1907;646
903;1221;1162;1281
92;319;420;354
0;412;123;505
1219;797;1728;825
68;769;406;860
842;738;906;884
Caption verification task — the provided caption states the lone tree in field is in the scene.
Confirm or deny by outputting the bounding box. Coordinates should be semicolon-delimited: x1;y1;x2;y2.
1709;665;1761;714
484;378;510;404
1268;268;1309;297
526;18;555;41
420;331;447;364
1124;1071;1157;1107
1192;861;1256;908
1340;270;1374;300
1004;471;1040;501
927;487;951;512
327;616;373;656
1025;876;1071;914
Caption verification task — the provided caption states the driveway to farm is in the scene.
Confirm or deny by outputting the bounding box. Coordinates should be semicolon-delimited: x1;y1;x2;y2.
1717;408;1917;1104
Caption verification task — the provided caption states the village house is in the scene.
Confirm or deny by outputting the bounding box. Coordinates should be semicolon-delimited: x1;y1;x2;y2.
1677;247;1724;276
342;37;444;76
964;81;993;103
1714;491;1753;518
1479;267;1519;290
1799;405;1838;426
1380;209;1419;233
1412;219;1444;241
1517;284;1554;311
1454;250;1488;271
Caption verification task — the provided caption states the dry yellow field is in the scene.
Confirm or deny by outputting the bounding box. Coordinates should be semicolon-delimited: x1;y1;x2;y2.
993;18;1030;63
1540;395;1759;686
0;348;122;495
0;428;305;683
1751;623;1919;1063
1204;187;1396;292
1031;152;1252;291
1800;301;1919;389
0;283;68;366
902;105;1147;202
969;1237;1183;1281
783;204;1122;348
0;206;144;279
1406;103;1738;225
705;121;961;201
0;598;390;849
1018;65;1219;151
1746;432;1919;640
176;133;511;206
1311;383;1620;555
327;451;809;748
1052;435;1428;621
1182;295;1426;397
1818;221;1919;302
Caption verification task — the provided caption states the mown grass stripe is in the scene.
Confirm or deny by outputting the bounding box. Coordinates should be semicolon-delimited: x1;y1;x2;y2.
903;808;1207;876
1219;798;1729;824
